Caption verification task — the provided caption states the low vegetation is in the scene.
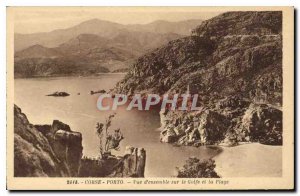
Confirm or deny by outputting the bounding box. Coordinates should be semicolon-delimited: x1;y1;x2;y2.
176;158;220;178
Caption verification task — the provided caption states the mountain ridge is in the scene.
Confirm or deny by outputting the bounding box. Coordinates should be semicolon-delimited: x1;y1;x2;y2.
14;18;202;77
15;18;202;51
14;31;184;77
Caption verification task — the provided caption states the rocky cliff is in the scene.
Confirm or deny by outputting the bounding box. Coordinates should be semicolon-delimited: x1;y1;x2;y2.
14;105;83;177
115;11;283;146
14;105;147;177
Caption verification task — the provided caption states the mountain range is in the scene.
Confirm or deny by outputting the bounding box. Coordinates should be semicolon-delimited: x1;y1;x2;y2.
14;19;202;77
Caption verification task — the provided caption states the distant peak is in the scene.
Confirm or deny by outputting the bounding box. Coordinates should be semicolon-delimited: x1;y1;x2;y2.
27;44;48;49
148;20;169;24
79;18;120;25
76;33;99;39
82;18;103;23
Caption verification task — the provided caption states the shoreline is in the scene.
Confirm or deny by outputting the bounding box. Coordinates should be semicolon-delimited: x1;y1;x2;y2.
14;72;127;80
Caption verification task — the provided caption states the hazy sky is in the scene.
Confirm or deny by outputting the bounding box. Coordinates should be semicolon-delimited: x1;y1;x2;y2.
11;7;223;34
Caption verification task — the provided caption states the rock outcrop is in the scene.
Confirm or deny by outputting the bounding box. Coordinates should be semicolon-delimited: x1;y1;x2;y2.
79;146;146;177
110;146;146;177
160;109;230;146
14;105;147;177
14;105;83;177
115;11;283;146
236;104;282;145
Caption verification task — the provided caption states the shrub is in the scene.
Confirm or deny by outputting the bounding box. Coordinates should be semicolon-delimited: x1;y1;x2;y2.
176;157;220;178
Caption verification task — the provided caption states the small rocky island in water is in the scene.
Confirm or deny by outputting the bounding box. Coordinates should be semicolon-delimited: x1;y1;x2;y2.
46;91;70;97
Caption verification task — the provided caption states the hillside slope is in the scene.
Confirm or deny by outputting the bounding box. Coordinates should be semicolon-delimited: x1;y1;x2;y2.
15;28;184;77
115;11;283;146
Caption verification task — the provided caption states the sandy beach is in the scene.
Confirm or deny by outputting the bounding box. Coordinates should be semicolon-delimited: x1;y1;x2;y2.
214;143;282;177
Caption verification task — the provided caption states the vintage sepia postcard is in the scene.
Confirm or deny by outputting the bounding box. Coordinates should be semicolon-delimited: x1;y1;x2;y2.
6;6;294;190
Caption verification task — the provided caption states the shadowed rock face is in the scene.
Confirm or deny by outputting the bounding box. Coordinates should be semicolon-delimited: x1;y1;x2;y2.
115;11;283;146
14;105;83;177
109;146;146;177
35;120;83;177
79;146;146;177
237;104;282;145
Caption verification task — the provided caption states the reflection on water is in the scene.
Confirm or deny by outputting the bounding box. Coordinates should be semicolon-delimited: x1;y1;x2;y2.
14;74;221;177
